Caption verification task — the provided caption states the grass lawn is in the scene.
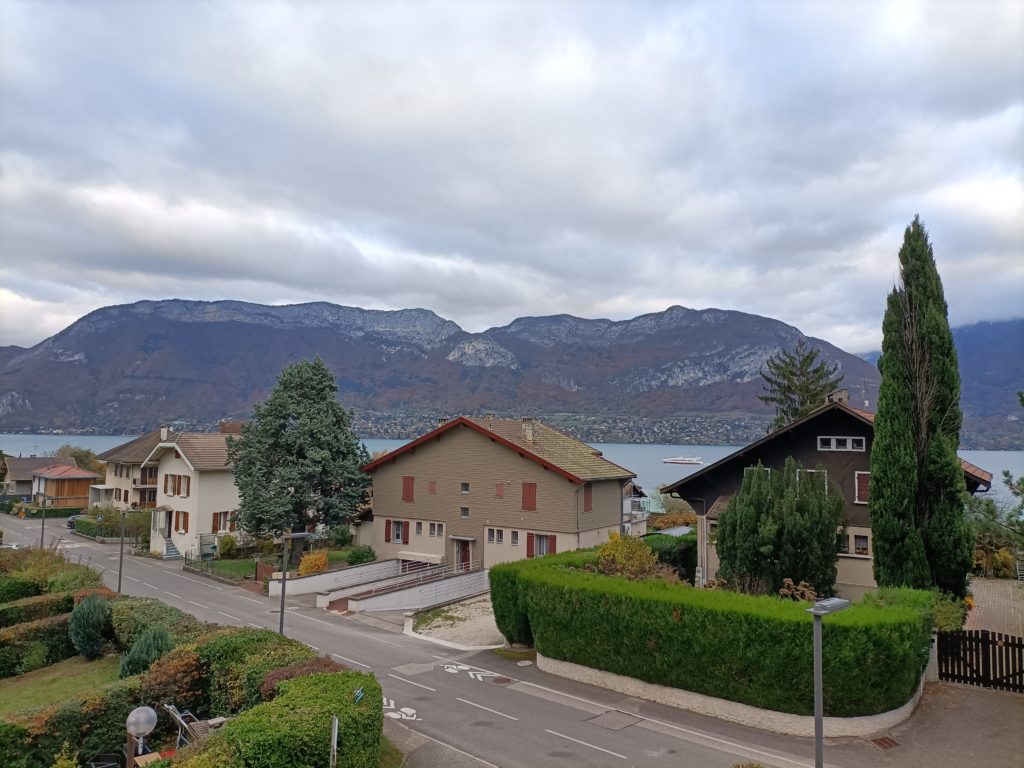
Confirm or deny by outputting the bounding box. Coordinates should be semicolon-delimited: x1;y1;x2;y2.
326;547;353;564
0;655;120;716
379;736;404;768
211;558;258;581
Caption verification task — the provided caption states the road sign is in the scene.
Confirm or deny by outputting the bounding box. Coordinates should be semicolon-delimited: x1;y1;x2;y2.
354;686;364;704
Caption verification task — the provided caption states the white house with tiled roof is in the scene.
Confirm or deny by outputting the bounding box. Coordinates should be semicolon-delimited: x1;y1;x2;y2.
93;428;165;510
138;427;241;559
362;416;636;570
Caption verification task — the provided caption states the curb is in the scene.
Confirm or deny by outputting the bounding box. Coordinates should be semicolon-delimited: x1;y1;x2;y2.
536;652;924;738
402;616;504;651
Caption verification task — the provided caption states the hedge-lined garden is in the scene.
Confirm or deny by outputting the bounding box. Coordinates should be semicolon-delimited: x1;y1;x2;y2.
0;549;386;768
491;549;935;717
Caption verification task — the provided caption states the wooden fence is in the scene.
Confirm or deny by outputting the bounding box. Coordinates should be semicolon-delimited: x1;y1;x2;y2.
937;629;1023;694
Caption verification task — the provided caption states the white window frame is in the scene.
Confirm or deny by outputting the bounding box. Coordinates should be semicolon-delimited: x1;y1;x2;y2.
511;530;519;547
429;522;436;537
818;436;866;452
854;534;869;556
460;482;470;494
416;521;423;536
487;528;495;543
496;529;504;545
437;523;444;537
854;471;870;504
391;520;405;544
535;535;551;557
460;506;469;519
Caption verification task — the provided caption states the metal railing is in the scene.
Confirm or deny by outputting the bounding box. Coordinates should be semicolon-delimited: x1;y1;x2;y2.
360;558;482;598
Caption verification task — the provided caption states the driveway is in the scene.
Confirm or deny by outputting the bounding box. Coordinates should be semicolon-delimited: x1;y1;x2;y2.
967;578;1024;636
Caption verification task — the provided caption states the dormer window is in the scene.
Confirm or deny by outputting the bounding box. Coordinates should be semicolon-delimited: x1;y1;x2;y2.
818;436;866;452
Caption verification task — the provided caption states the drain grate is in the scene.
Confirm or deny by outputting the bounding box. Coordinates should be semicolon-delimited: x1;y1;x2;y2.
871;736;900;751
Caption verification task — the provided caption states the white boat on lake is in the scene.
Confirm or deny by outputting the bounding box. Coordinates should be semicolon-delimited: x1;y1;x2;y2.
662;456;704;465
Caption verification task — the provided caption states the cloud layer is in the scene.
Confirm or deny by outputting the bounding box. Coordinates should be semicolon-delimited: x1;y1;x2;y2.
1;0;1021;351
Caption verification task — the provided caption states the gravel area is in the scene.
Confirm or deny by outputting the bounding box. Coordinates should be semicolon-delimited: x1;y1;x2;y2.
413;594;505;647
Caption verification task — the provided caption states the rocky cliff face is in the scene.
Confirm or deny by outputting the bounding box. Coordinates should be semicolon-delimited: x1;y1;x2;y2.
0;298;927;441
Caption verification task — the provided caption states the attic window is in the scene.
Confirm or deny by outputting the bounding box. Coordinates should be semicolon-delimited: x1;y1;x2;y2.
818;436;866;452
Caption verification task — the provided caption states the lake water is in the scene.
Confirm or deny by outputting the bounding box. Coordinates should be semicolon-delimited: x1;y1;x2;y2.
5;434;1021;504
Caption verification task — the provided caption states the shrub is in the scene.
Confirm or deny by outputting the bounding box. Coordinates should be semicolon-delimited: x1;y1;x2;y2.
645;533;698;583
595;533;661;580
260;656;347;701
110;597;208;649
329;524;353;548
932;592;966;631
492;555;934;717
46;565;103;594
69;594;110;659
141;646;207;714
171;737;244;768
298;551;327;576
778;579;817;601
0;591;74;628
0;614;75;678
0;574;42;604
993;548;1015;578
221;672;382;768
50;743;78;768
649;511;698;531
345;545;375;565
218;535;238;559
120;625;173;677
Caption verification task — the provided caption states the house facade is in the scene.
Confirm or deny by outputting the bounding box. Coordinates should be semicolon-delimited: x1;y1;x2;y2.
32;464;99;508
3;456;76;499
662;401;992;596
362;417;636;570
141;432;240;559
92;429;165;510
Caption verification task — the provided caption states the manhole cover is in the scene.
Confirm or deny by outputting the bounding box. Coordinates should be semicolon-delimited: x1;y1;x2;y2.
871;736;900;751
516;660;533;667
490;676;513;685
588;711;641;731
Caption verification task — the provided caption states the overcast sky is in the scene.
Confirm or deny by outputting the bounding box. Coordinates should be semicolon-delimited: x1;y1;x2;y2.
1;0;1021;352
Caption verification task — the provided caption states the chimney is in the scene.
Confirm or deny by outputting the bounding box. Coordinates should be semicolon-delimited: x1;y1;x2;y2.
160;424;169;441
521;417;534;443
436;417;448;426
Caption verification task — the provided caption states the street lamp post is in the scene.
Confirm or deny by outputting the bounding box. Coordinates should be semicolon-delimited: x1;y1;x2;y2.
117;509;127;594
39;507;46;548
806;597;851;768
278;531;309;636
125;705;157;765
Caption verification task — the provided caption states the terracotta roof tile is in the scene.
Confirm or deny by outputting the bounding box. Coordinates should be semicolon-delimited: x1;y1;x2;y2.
32;463;98;480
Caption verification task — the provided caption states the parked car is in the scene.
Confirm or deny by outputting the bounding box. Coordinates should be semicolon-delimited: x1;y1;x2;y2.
0;542;21;551
66;514;87;529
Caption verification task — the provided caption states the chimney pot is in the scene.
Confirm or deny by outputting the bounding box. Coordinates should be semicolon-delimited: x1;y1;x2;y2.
160;425;169;441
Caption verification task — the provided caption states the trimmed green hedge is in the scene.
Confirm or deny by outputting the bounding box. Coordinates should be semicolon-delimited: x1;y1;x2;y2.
221;671;382;768
645;533;698;583
0;575;40;604
490;555;934;717
0;592;74;628
0;613;75;678
110;596;209;649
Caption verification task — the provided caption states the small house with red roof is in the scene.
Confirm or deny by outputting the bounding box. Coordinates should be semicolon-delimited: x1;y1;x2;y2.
362;416;636;570
661;397;992;597
32;463;99;509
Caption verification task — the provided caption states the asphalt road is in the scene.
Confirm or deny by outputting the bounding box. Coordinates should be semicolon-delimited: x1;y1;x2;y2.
2;516;842;768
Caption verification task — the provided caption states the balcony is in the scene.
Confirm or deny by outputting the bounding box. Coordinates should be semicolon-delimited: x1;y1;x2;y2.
133;477;158;488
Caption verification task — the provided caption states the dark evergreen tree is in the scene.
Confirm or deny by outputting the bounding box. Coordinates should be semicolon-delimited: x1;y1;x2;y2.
758;339;843;432
870;216;970;595
119;625;172;677
227;357;371;537
69;594;110;660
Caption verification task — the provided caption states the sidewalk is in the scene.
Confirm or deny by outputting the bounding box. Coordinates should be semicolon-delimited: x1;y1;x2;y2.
384;719;496;768
966;578;1024;636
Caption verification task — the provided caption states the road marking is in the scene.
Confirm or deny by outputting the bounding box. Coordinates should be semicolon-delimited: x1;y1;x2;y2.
142;582;160;590
248;623;263;629
387;674;437;692
292;613;334;627
173;573;219;588
456;697;518;720
545;729;627;760
136;562;156;569
519;682;814;768
390;725;500;768
332;654;371;669
308;645;319;651
164;591;182;599
125;575;140;582
188;600;210;610
218;611;242;622
238;596;263;604
432;654;450;660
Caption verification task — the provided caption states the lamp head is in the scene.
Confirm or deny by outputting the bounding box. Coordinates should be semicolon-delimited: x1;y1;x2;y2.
806;597;851;616
126;706;158;737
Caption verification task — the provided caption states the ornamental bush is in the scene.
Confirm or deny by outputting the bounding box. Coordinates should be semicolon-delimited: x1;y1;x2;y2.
218;534;238;559
0;591;74;628
345;545;375;565
120;625;173;677
645;533;698;583
0;614;75;678
259;656;347;700
110;597;208;649
68;594;110;659
221;671;382;768
491;556;934;717
0;575;42;604
298;551;328;576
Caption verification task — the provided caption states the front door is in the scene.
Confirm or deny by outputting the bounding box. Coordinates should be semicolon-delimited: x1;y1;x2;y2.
457;540;472;571
163;510;172;539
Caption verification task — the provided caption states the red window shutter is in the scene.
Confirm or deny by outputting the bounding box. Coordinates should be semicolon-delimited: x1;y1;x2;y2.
549;535;557;554
184;476;191;498
403;525;410;545
212;514;219;533
163;475;168;494
583;483;593;513
385;519;392;542
428;480;436;494
402;476;415;502
526;532;535;558
183;511;189;533
857;472;870;503
495;484;504;498
522;483;537;511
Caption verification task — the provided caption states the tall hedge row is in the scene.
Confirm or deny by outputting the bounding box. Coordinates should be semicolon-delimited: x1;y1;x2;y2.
491;556;933;717
0;587;113;629
0;614;76;678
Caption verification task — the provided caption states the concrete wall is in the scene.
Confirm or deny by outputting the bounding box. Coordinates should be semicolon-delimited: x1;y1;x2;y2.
267;558;402;597
315;564;448;607
347;569;490;612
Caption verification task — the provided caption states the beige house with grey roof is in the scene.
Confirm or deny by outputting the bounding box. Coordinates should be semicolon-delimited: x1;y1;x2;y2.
93;428;165;510
362;416;636;571
140;428;240;559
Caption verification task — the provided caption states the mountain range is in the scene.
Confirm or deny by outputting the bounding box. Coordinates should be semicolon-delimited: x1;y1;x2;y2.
0;300;1019;448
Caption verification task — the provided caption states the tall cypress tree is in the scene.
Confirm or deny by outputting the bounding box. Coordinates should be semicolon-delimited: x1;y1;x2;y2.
870;216;970;595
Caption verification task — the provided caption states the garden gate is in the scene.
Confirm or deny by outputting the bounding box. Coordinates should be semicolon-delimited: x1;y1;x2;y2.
937;629;1023;693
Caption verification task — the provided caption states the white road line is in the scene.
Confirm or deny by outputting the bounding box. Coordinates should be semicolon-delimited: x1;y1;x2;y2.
124;575;140;582
308;645;320;651
387;674;437;692
238;596;263;604
519;682;814;768
164;591;182;599
173;573;219;588
391;724;500;768
218;611;242;622
292;613;334;627
188;600;210;610
376;638;403;648
142;582;160;590
248;623;263;629
456;698;519;720
136;562;156;569
332;654;371;669
432;654;450;660
545;729;627;760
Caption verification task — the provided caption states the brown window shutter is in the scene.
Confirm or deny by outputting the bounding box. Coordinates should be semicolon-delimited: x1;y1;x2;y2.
385;519;392;542
174;510;180;530
184;511;189;533
213;514;219;533
495;484;504;498
526;532;535;558
402;476;415;502
522;483;537;512
403;525;409;545
549;535;557;554
184;476;190;498
583;483;592;513
428;480;436;494
163;475;168;494
857;472;870;503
